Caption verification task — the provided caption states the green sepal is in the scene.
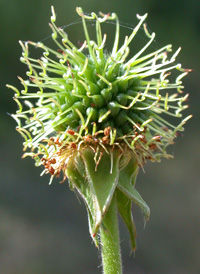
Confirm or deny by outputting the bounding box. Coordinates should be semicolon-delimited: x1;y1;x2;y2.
116;188;137;252
117;182;150;221
85;202;99;247
117;155;150;221
116;155;138;251
65;153;98;245
65;154;93;213
119;154;139;186
81;148;121;235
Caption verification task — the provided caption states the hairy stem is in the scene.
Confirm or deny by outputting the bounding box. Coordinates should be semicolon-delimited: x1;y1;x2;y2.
100;193;122;274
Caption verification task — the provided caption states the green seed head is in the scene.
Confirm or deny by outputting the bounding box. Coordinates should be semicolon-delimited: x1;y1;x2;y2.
8;6;191;180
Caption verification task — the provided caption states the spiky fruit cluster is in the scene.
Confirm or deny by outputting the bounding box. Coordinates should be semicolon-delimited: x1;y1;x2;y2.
8;7;191;250
8;7;191;176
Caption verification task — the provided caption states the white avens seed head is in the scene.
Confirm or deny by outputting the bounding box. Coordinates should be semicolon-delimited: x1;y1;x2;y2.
8;6;191;181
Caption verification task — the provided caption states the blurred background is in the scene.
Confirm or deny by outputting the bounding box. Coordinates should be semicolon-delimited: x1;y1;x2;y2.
1;0;199;273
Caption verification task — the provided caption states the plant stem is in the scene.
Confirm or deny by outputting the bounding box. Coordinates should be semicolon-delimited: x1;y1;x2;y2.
100;193;122;274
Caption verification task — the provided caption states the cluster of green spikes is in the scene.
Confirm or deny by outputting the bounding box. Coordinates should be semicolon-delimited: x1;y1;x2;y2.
8;6;191;252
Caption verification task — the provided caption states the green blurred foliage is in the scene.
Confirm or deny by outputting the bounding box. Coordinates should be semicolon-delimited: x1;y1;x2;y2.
1;0;199;273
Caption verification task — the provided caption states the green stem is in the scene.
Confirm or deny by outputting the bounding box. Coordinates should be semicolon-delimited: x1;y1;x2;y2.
100;194;122;274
